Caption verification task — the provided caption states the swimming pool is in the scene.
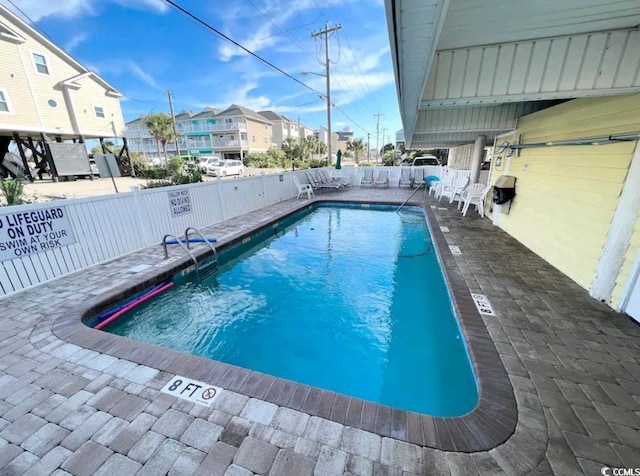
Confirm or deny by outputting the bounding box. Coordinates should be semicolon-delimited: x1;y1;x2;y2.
103;204;478;416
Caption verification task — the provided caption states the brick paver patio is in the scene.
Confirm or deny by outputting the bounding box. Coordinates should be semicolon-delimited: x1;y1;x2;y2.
1;187;639;475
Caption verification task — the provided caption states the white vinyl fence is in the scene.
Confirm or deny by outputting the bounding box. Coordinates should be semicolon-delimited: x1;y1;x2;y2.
0;170;308;297
0;166;490;297
331;165;490;187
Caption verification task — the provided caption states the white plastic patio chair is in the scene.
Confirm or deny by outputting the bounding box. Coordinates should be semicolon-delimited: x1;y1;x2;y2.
455;183;484;209
292;175;314;199
361;167;374;187
461;184;492;217
439;174;469;203
374;169;389;188
399;168;412;188
433;168;456;198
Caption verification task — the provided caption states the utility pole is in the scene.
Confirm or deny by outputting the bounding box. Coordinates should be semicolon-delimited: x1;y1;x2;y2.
374;112;384;163
167;89;181;157
381;127;387;159
367;133;370;162
311;22;341;166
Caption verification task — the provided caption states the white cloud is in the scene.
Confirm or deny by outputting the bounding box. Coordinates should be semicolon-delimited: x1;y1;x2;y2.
128;61;165;92
64;33;89;52
0;0;167;21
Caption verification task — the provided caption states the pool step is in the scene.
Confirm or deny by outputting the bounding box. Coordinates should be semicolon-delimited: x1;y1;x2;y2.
197;257;218;281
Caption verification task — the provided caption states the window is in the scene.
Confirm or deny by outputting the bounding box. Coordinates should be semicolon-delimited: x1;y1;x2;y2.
252;135;256;142
241;133;247;141
0;90;10;112
94;105;105;118
32;53;49;75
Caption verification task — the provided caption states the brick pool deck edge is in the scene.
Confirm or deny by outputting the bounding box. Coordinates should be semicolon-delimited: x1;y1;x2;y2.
1;187;639;475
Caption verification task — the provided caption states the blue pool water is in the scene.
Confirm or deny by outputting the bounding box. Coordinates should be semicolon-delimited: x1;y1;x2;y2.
106;205;478;416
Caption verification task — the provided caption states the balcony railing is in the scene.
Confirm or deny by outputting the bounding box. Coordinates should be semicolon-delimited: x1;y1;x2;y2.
178;121;247;133
209;139;249;148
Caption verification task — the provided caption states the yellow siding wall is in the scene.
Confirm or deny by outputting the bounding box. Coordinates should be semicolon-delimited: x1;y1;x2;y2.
70;77;125;136
1;14;124;137
611;213;640;309
493;94;640;291
16;33;78;133
246;119;271;152
0;41;41;128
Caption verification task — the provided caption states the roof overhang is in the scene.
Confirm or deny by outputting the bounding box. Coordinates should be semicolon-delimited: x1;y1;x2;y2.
386;0;640;149
60;72;122;98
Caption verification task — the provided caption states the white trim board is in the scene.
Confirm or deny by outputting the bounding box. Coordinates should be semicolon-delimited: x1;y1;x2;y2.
591;140;640;302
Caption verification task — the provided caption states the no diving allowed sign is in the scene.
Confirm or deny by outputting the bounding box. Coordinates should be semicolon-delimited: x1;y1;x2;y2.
161;375;222;407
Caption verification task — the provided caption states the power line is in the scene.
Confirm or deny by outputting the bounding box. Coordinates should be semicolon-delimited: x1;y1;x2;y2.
6;0;56;44
160;0;326;101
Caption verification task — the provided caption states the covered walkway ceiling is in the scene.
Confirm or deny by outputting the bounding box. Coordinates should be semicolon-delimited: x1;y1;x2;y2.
385;0;640;148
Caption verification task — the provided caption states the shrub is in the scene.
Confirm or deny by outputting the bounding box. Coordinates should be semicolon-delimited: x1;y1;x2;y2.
140;166;169;180
308;159;326;168
0;177;25;206
141;180;173;189
142;169;202;189
167;156;184;177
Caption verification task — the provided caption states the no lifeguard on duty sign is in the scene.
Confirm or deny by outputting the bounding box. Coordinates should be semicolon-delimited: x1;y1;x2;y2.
161;375;222;407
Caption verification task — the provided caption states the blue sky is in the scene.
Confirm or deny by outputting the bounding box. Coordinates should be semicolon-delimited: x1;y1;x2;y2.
4;0;402;145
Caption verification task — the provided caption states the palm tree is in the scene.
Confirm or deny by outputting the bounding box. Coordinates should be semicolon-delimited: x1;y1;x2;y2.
347;138;366;164
301;136;317;161
144;113;175;165
281;137;300;162
316;140;327;156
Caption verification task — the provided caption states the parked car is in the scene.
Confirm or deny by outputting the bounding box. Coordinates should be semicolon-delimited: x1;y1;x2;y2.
89;159;100;177
411;155;441;166
206;159;245;177
199;156;221;173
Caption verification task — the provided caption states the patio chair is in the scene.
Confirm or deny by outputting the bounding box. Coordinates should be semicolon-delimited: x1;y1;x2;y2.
455;183;484;210
319;169;349;188
461;184;492;217
432;168;456;198
313;170;343;189
399;168;412;188
413;167;426;188
439;174;469;203
292;175;314;199
361;167;374;187
374;169;389;188
306;171;341;192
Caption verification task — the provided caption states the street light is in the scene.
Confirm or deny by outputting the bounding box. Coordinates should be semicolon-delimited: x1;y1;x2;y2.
301;71;332;166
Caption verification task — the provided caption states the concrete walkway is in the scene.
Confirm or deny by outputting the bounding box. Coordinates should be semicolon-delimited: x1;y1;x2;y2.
0;188;639;475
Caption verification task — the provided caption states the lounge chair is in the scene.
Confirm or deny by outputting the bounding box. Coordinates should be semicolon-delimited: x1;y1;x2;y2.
319;169;349;188
293;175;314;199
461;184;492;217
306;171;341;192
413;167;426;188
374;169;389;188
439;174;469;203
361;167;374;187
313;170;343;189
399;168;412;188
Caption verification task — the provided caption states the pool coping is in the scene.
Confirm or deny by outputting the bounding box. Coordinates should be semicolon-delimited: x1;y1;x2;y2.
52;197;517;452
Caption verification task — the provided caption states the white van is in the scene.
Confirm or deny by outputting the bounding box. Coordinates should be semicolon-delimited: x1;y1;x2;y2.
199;156;221;173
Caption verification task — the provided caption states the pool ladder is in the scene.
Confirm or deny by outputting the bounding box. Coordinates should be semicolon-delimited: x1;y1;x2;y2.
161;226;219;281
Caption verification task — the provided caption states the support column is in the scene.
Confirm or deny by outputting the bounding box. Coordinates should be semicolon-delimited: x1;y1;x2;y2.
470;135;486;184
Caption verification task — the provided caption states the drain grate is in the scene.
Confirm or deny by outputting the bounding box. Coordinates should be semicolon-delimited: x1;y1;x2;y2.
440;226;450;233
471;293;495;316
449;245;461;255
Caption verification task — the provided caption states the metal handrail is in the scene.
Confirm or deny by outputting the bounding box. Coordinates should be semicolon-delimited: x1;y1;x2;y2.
161;233;198;266
395;182;425;213
184;226;218;264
